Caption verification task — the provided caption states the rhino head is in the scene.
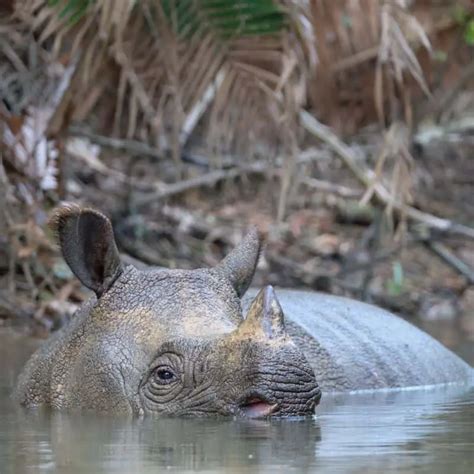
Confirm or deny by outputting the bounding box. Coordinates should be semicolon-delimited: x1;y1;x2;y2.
16;205;320;417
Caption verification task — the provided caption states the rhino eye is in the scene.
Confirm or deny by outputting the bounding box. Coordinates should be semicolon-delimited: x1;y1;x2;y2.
153;366;176;384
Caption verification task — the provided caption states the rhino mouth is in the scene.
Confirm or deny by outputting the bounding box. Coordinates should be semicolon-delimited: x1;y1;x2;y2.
238;393;279;418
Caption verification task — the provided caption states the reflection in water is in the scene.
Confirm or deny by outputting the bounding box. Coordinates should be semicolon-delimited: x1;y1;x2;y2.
315;386;474;473
0;329;473;473
4;411;321;473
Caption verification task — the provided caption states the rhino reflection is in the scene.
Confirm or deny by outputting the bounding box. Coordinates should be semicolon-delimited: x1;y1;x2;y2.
17;413;321;472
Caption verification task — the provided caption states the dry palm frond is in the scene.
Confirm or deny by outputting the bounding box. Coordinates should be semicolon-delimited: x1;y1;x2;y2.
361;121;414;238
375;0;431;125
9;0;439;231
307;0;439;131
13;0;313;176
0;11;76;199
0;9;79;305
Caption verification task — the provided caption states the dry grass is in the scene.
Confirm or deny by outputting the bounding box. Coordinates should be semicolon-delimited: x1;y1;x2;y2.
1;1;473;331
9;1;453;153
13;0;313;171
2;0;470;224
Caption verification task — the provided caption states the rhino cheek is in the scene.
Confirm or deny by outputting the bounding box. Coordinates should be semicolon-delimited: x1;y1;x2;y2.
62;342;143;414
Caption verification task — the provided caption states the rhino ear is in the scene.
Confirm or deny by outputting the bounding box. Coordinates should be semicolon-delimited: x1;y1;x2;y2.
50;204;123;297
237;286;285;340
215;227;262;297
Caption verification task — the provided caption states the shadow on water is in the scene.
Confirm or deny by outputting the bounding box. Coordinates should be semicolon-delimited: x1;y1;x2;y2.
0;328;473;473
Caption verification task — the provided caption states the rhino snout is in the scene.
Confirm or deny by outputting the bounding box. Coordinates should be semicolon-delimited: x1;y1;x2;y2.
236;372;321;418
236;358;320;418
210;335;320;419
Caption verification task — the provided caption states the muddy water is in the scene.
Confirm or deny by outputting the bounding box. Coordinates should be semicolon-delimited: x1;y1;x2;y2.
0;326;473;474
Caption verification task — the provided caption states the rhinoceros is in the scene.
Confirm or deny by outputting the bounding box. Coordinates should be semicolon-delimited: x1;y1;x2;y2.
15;205;473;417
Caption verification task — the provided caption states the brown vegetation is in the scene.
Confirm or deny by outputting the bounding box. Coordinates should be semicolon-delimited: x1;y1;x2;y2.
1;1;473;338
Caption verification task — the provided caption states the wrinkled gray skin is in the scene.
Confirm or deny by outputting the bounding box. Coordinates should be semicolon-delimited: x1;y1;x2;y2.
16;206;473;418
15;205;319;418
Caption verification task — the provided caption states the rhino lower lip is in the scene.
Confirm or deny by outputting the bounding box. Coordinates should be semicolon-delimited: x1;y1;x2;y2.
238;396;279;418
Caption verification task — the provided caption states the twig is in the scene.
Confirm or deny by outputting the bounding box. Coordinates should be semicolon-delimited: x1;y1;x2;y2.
360;211;383;301
134;150;337;208
117;234;169;267
133;162;269;207
69;126;164;159
70;127;236;169
0;38;28;74
301;177;361;198
180;67;227;147
160;205;219;238
424;241;474;285
0;290;35;320
435;59;474;123
112;47;160;137
339;246;402;275
300;110;369;184
331;46;379;73
331;17;455;74
120;252;153;270
268;253;335;288
65;139;154;191
296;147;331;164
299;109;474;239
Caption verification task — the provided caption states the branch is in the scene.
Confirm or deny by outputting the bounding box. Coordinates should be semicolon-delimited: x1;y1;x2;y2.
179;67;227;147
331;17;456;73
299;110;474;240
69;126;164;160
133;161;269;207
435;59;474;123
301;177;361;198
424;241;474;284
133;148;351;208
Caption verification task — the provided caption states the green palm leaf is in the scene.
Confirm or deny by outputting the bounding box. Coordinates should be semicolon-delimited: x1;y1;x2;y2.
49;0;287;35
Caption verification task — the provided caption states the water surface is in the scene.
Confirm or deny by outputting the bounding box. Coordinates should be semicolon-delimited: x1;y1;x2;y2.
0;327;473;473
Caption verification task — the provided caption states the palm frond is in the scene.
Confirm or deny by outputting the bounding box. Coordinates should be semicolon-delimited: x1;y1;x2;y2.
377;0;432;124
14;0;310;174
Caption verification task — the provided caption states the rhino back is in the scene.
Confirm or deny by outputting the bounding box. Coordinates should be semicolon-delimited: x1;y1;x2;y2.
244;290;473;392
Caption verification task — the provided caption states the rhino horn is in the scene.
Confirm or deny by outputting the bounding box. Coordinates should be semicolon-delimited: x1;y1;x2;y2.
215;227;262;297
237;286;286;340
